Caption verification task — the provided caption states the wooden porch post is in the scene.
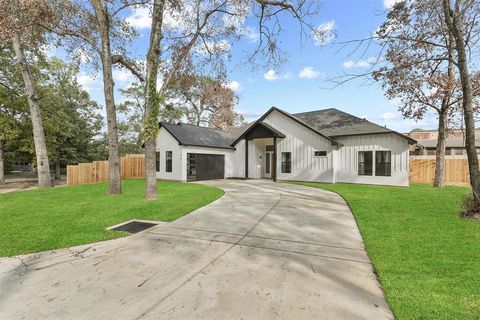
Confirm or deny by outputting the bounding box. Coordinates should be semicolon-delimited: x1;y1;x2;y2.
272;136;277;182
245;137;248;179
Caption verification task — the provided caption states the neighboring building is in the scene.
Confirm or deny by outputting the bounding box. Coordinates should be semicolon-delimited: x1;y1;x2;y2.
405;128;480;156
156;107;415;186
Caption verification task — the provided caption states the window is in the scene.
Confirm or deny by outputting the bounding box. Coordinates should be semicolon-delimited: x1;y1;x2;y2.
358;151;373;176
156;151;160;172
375;151;391;176
165;151;172;172
266;145;275;152
455;148;463;155
446;148;452;155
314;151;327;157
281;152;291;173
265;153;271;174
187;153;196;180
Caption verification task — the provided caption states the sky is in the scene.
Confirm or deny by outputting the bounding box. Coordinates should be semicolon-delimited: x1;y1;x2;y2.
74;0;441;133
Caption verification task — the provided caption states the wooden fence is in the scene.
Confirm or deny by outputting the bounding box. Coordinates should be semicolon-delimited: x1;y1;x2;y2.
66;154;145;186
409;158;473;185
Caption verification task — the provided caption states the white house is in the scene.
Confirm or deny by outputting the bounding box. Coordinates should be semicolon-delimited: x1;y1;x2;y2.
155;107;416;186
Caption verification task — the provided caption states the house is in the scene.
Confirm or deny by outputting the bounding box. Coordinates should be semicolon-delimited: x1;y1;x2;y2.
156;107;416;186
405;128;480;156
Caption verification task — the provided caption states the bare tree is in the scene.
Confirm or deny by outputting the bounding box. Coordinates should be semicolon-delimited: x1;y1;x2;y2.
331;1;480;192
0;0;56;188
442;0;480;208
372;1;468;188
167;74;242;130
140;0;323;199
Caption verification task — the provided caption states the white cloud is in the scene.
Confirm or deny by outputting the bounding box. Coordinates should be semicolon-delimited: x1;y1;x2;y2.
126;7;151;29
226;81;242;92
380;112;401;121
313;20;336;46
264;70;280;81
77;74;102;92
298;67;320;79
384;0;401;9
342;56;377;68
263;70;290;81
242;26;259;43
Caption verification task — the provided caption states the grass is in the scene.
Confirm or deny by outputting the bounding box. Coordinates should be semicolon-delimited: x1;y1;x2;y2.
0;180;223;258
288;181;479;320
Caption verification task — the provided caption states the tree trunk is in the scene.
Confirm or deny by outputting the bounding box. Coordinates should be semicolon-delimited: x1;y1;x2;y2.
55;158;61;180
144;0;166;200
11;35;52;188
91;0;121;195
443;0;480;202
434;36;455;188
433;110;448;187
0;140;5;185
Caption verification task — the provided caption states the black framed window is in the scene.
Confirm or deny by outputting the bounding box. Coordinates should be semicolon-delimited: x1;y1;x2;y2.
187;153;196;180
265;153;271;174
314;150;327;157
266;145;275;152
358;151;373;176
281;152;291;173
375;151;391;176
166;151;172;172
156;151;160;172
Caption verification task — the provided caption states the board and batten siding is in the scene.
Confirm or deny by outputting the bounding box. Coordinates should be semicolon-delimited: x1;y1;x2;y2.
263;110;335;182
334;133;410;186
155;127;184;181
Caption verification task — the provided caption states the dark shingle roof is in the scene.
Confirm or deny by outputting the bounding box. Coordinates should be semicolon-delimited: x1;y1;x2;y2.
160;122;235;149
159;107;415;150
293;108;393;137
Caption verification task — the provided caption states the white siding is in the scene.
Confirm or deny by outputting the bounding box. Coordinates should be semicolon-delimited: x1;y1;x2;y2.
155;127;184;181
334;133;410;186
263;110;335;182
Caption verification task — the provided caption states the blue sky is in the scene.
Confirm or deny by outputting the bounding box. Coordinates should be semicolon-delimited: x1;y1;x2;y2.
76;0;439;133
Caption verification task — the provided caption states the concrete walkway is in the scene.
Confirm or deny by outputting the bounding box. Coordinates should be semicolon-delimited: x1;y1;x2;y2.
0;180;392;319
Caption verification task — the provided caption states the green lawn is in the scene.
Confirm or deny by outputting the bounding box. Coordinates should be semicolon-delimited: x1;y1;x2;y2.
288;182;479;320
0;180;223;258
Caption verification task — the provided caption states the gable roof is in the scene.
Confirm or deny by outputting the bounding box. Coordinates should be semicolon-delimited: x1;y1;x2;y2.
231;119;286;146
160;122;235;150
259;107;340;146
158;107;415;150
293;108;415;144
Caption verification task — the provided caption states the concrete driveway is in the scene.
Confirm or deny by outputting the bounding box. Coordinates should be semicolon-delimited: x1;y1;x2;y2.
0;180;392;319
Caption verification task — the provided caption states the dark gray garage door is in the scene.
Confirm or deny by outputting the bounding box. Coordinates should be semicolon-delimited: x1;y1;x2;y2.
187;153;225;181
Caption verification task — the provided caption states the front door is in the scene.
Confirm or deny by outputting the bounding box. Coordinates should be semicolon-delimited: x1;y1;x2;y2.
265;151;273;178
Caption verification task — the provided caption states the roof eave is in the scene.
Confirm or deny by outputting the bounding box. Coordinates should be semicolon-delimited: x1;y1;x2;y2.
331;131;417;145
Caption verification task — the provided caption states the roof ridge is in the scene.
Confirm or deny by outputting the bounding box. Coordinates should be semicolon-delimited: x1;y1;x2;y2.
160;121;231;133
292;108;336;115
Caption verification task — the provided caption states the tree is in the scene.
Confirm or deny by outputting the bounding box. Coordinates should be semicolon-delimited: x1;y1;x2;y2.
51;0;144;194
141;0;323;199
0;0;57;188
442;0;480;208
373;1;469;188
117;83;147;155
168;74;243;131
39;58;104;178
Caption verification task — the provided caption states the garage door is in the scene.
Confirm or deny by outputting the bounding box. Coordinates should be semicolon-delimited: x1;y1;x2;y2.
187;153;225;181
